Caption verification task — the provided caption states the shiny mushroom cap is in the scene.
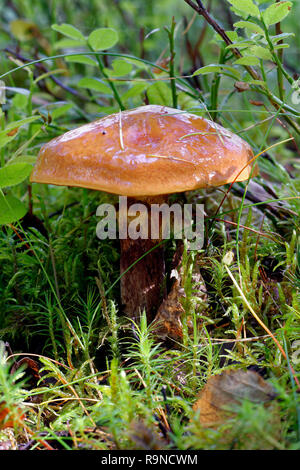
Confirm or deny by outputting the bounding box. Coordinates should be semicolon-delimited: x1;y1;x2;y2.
30;105;257;196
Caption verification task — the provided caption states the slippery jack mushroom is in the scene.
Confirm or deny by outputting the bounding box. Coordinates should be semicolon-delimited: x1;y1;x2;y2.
30;105;257;323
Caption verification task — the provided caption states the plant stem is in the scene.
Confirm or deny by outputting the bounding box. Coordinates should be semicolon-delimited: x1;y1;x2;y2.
165;17;178;109
276;0;285;101
210;46;226;120
0;109;4;167
92;49;125;110
261;17;293;87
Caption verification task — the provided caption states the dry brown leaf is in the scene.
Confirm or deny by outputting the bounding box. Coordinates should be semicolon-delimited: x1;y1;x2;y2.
193;369;277;428
153;245;207;341
234;81;250;92
152;57;170;74
152;273;185;341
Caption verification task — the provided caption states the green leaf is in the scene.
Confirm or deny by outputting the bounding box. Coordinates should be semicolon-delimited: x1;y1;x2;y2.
246;79;266;88
12;94;28;110
229;6;249;20
54;39;87;49
226;0;260;18
122;82;148;101
78;77;112;95
51;103;74;120
225;40;254;50
88;28;118;51
270;32;295;43
66;55;97;66
193;65;221;75
214;30;240;42
8;155;37;165
96;106;118;114
193;64;240;79
250;45;273;61
233;21;264;35
234;56;260;66
0;194;27;225
263;2;292;27
0;116;40;149
147;82;172;106
0;134;18;150
0;163;33;188
123;58;149;70
51;23;85;41
225;31;240;42
104;59;132;77
274;43;290;50
2;116;40;133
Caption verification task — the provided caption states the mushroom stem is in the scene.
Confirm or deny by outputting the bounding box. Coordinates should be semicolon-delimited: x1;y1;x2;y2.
120;195;168;323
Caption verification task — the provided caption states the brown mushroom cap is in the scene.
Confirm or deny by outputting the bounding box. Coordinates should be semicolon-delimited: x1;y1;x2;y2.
30;105;257;196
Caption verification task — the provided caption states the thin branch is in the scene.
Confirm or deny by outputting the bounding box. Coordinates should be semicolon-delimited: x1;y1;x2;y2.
184;0;244;59
183;0;300;134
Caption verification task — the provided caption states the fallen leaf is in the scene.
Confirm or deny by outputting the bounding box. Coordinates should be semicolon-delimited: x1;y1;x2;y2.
152;57;170;74
153;246;207;341
152;274;185;341
234;81;250;92
11;357;41;386
193;369;277;428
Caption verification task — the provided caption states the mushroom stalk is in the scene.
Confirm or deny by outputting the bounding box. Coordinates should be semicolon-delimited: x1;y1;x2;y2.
120;195;168;323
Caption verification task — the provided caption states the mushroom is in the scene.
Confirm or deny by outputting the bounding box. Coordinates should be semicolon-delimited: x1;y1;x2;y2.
30;105;257;323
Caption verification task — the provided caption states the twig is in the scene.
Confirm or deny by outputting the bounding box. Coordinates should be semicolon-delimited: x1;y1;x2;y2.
183;0;300;134
184;0;244;58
